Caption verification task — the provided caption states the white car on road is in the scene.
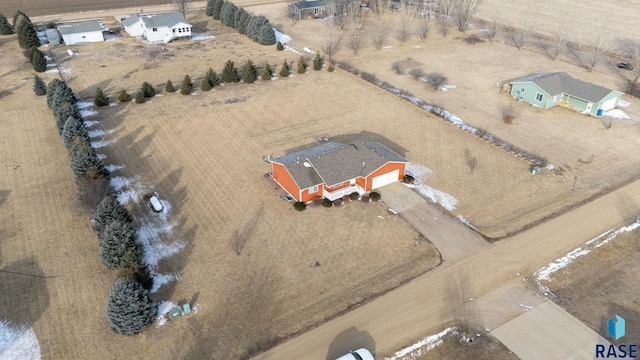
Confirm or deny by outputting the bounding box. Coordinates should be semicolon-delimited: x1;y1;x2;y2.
336;348;374;360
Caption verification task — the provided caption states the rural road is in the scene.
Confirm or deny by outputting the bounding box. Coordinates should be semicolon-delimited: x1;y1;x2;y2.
254;178;640;359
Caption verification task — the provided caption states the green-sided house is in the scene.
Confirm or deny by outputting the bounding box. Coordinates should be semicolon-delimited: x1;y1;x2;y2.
506;72;623;116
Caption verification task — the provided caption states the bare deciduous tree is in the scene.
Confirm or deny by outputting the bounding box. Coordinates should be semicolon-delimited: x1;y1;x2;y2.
174;0;191;18
616;38;640;97
416;14;430;41
286;1;299;25
372;12;390;50
436;0;456;37
231;205;264;256
455;0;479;33
346;3;366;55
587;30;608;72
426;72;447;90
322;14;343;60
500;102;520;124
394;0;415;45
485;1;501;42
506;17;534;50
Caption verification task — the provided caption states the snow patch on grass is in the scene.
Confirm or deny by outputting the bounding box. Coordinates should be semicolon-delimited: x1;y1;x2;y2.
105;164;124;172
191;33;215;41
274;29;291;44
97;153;107;160
76;102;94;109
151;273;180;293
440;84;456;91
385;327;458;360
458;215;477;230
534;221;640;296
156;301;176;327
0;321;41;360
603;109;630;119
90;140;113;149
405;163;457;211
618;100;630;107
84;120;99;128
80;109;98;117
87;129;113;138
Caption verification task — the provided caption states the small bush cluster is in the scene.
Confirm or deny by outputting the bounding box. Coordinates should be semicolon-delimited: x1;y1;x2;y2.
391;61;404;75
322;198;333;207
402;175;414;184
208;0;276;45
293;202;306;211
425;73;447;90
279;60;290;77
261;63;272;80
369;192;381;202
297;56;307;74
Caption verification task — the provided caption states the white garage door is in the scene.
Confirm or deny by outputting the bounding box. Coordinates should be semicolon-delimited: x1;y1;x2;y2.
371;169;400;189
601;98;617;111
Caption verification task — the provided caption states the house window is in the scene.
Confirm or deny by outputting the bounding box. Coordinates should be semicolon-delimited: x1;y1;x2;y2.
552;95;558;102
309;185;318;193
178;28;182;33
173;29;176;33
520;88;525;93
314;7;319;15
152;27;157;32
536;93;543;101
81;35;86;38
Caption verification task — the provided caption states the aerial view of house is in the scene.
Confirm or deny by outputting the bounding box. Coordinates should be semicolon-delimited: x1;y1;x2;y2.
506;72;623;116
270;141;408;202
1;0;639;359
122;12;192;43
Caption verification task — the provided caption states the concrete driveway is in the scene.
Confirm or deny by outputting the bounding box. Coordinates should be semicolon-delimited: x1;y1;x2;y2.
377;182;425;213
492;301;610;360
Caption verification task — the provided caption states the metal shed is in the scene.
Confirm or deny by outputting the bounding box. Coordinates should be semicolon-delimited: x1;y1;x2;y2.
45;28;61;46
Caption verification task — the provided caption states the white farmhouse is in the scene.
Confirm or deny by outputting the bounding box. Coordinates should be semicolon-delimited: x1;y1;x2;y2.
58;22;104;45
122;12;192;43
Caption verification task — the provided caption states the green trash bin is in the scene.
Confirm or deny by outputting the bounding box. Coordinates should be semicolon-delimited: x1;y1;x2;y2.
182;303;191;315
168;307;182;320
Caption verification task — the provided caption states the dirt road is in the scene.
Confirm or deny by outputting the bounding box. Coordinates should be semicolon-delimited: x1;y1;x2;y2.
254;178;640;359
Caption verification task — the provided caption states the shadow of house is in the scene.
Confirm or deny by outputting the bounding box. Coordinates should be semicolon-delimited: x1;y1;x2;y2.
326;327;376;360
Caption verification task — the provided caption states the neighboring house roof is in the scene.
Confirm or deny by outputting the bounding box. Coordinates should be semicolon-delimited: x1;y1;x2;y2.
58;22;102;35
272;142;408;189
140;12;191;28
291;0;325;9
122;14;140;27
510;72;619;103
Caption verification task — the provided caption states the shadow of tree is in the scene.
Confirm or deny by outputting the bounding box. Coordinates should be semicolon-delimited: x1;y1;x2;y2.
0;257;51;326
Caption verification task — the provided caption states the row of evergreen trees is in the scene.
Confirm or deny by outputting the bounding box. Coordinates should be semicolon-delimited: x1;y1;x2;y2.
0;11;40;48
37;78;157;335
206;0;276;45
89;54;331;106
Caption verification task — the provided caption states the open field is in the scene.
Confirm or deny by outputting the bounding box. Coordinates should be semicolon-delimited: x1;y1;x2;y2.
256;4;640;238
536;226;640;343
0;28;443;358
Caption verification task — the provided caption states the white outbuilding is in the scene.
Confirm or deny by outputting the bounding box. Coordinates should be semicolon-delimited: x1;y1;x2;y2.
122;12;192;43
58;22;104;45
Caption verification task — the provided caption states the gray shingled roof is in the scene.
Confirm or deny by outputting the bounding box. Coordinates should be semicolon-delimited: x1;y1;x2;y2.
291;0;325;9
511;72;617;103
141;12;190;28
58;22;102;35
272;142;408;189
122;14;140;27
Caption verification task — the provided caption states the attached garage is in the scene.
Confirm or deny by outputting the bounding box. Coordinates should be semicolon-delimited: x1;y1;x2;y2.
371;169;400;190
600;97;618;111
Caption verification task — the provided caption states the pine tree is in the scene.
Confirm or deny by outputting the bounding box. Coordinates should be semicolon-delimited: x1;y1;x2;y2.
49;82;77;110
233;8;247;31
46;79;64;108
212;0;224;20
117;89;132;102
200;68;219;91
247;15;269;42
221;2;237;28
106;279;157;336
0;13;14;35
94;87;110;107
94;195;134;237
313;52;323;70
33;75;46;96
15;14;39;49
62;115;89;149
242;59;257;83
99;220;139;269
276;41;284;51
31;48;46;72
279;59;289;77
200;78;211;91
118;250;153;290
180;74;193;95
221;60;239;83
28;45;38;62
134;91;145;104
219;2;230;24
140;82;155;98
237;11;251;34
261;63;272;80
54;102;82;135
164;80;176;93
13;11;31;28
297;56;307;74
206;0;216;16
69;137;108;183
258;23;276;45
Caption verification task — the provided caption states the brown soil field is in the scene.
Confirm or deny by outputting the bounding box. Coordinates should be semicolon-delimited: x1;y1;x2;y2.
535;227;640;344
1;28;442;359
4;0;179;18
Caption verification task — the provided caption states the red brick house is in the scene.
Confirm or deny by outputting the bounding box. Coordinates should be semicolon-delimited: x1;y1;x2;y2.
270;142;408;203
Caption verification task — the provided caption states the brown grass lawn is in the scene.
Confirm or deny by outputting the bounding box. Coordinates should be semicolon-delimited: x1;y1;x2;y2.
1;30;441;359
